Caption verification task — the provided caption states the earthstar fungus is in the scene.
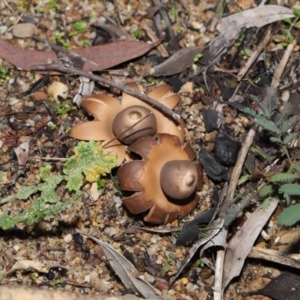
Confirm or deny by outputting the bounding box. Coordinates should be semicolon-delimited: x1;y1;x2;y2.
117;133;203;224
69;83;185;165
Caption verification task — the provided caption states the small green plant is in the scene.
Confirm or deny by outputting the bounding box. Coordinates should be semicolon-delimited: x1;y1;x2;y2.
47;122;57;130
37;7;45;13
0;67;9;85
163;256;175;272
30;272;38;281
54;102;72;115
243;86;300;226
69;21;87;37
72;21;87;32
241;48;251;59
273;7;300;47
48;0;57;10
0;141;117;229
147;78;159;85
54;278;63;285
131;29;143;40
193;53;203;63
169;6;177;22
53;31;71;50
82;39;90;48
175;26;184;33
197;259;205;267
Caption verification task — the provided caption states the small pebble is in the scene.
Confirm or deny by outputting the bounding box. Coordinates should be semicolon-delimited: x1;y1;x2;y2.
33;91;47;101
64;234;73;243
13;23;38;38
90;182;99;201
180;277;189;285
104;227;117;236
281;90;290;102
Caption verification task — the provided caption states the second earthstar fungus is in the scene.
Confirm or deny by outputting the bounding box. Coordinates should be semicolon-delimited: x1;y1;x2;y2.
117;134;203;225
69;82;185;165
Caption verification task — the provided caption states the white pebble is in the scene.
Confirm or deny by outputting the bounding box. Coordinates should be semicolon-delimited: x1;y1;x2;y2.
64;234;73;243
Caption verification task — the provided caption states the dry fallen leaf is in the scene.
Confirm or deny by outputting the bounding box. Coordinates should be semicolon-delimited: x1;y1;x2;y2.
169;218;224;286
217;5;294;34
222;198;279;289
0;39;158;72
207;5;294;63
6;260;49;275
149;46;203;76
14;142;29;167
77;230;164;300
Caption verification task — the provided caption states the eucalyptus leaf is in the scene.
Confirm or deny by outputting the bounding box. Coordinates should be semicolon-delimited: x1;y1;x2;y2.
77;230;163;300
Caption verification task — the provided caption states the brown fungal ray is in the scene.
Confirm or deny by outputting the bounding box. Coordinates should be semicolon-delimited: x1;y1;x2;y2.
117;133;203;225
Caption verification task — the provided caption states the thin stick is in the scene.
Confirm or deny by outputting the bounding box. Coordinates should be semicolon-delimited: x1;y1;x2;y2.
271;40;296;88
31;63;180;121
237;25;273;81
213;249;225;300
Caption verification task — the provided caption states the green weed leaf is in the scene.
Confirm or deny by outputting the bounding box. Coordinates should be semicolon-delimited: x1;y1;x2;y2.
255;116;279;134
278;183;300;195
260;197;271;209
259;185;273;198
293;165;300;173
63;141;117;191
270;173;300;183
278;203;300;226
278;116;297;134
269;137;283;145
283;132;298;145
0;192;80;230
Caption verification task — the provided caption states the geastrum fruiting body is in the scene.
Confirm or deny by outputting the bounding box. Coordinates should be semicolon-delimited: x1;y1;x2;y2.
69;82;185;165
117;133;203;224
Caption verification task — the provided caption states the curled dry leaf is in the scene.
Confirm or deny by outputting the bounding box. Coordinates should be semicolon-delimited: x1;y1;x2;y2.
117;133;203;224
77;230;164;300
6;260;49;275
0;39;158;72
14;142;29;167
69;83;185;165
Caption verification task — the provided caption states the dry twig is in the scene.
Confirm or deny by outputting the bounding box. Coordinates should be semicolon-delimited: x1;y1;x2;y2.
31;63;180;122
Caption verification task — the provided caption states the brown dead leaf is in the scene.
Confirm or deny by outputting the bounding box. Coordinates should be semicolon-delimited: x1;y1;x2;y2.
0;39;158;72
149;46;203;76
6;260;49;275
222;198;279;290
